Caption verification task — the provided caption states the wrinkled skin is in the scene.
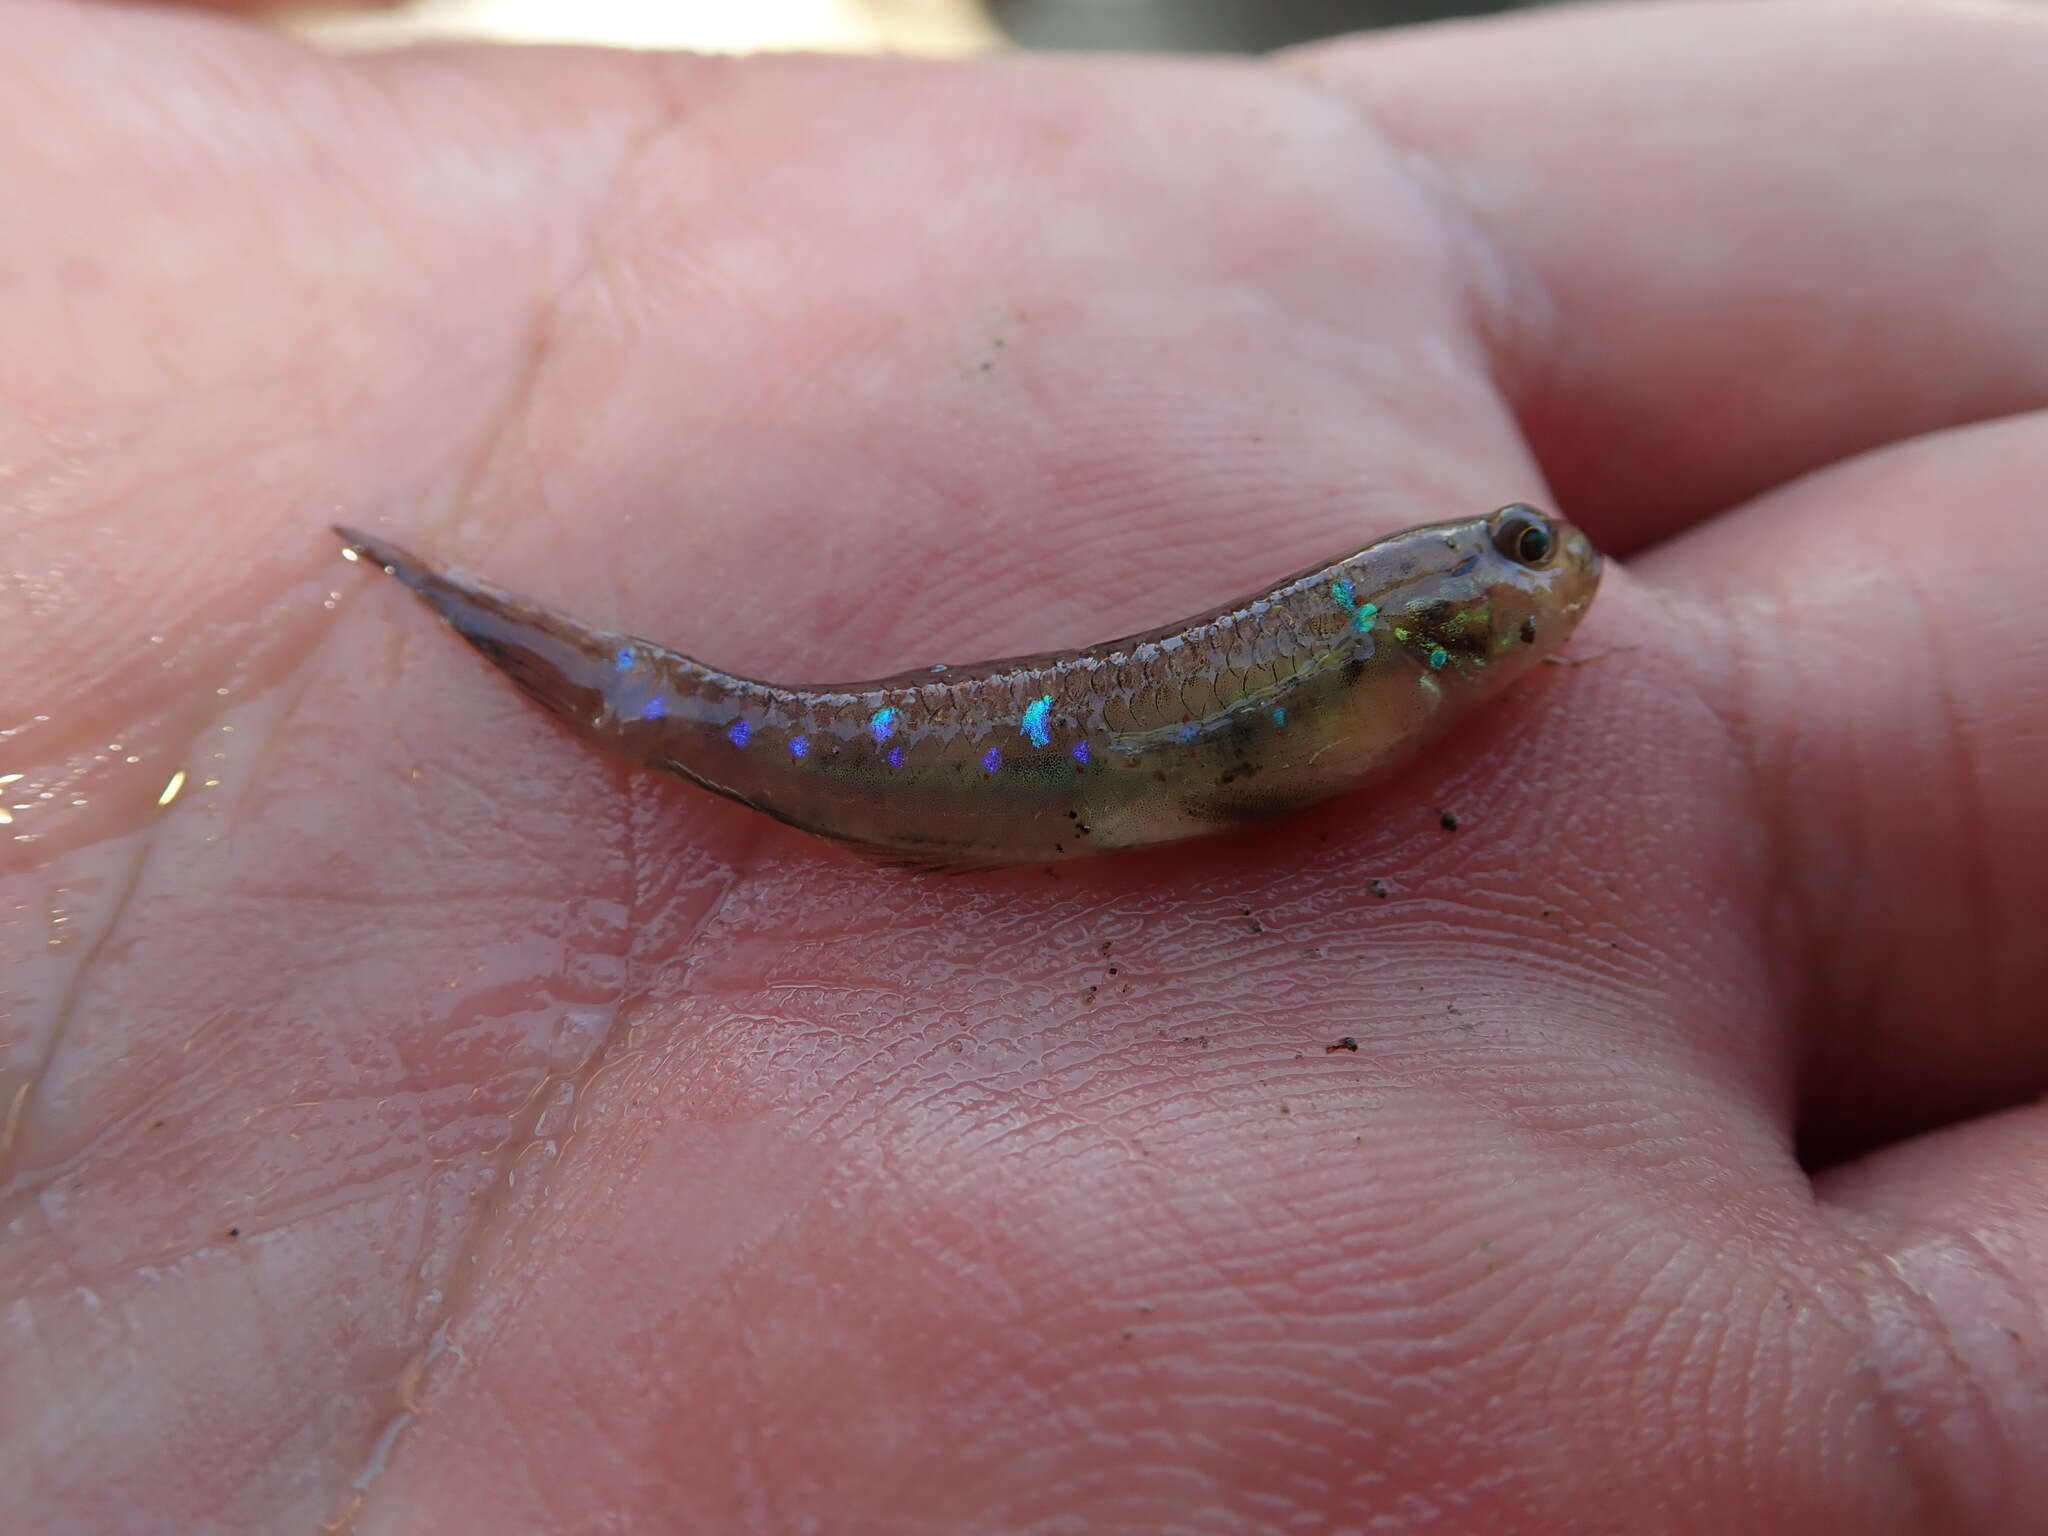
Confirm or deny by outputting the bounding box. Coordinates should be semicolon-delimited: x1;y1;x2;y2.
3;1;2046;1530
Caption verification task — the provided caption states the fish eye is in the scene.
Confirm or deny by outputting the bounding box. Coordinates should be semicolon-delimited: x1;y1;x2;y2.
1490;504;1556;567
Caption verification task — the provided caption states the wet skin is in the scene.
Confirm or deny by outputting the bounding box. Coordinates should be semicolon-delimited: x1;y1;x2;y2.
4;2;2048;1532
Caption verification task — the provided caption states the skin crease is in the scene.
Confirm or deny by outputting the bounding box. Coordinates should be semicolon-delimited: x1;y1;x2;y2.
0;0;2045;1531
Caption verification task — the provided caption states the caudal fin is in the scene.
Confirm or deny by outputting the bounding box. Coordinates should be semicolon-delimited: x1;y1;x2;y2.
333;525;617;736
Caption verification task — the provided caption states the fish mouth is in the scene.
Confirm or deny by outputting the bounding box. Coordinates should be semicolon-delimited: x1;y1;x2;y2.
1564;524;1602;573
1562;525;1604;595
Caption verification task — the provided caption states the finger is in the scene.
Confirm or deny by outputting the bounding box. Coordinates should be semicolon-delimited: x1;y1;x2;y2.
1816;1104;2048;1526
1635;406;2048;1161
1283;1;2048;549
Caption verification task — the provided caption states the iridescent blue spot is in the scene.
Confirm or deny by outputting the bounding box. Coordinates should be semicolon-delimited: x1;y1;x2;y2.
870;706;898;743
1021;695;1053;750
1331;578;1355;608
1271;707;1287;728
641;697;667;722
1177;722;1200;744
1353;601;1379;633
1428;647;1448;670
1071;740;1090;765
982;747;1002;773
789;735;810;759
615;646;636;670
726;719;752;748
887;745;905;770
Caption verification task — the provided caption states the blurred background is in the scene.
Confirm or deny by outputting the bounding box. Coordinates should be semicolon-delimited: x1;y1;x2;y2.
292;0;1543;54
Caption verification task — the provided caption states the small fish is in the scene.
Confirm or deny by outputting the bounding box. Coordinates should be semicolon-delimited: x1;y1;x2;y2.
335;505;1600;865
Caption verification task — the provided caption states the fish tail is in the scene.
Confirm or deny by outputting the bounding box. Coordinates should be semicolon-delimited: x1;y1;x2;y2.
334;525;615;736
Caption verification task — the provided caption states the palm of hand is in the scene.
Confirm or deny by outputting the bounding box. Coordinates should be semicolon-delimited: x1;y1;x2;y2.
4;2;2045;1530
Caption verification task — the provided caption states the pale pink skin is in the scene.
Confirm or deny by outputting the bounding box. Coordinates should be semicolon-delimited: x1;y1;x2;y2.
3;2;2046;1530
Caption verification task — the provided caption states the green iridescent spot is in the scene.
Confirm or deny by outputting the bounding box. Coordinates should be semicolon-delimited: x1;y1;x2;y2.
1330;580;1379;633
1021;694;1054;749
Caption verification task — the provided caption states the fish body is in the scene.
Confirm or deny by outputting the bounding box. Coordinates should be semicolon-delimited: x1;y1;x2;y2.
336;505;1600;865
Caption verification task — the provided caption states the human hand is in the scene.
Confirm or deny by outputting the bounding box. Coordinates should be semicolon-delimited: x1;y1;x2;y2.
4;2;2044;1529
